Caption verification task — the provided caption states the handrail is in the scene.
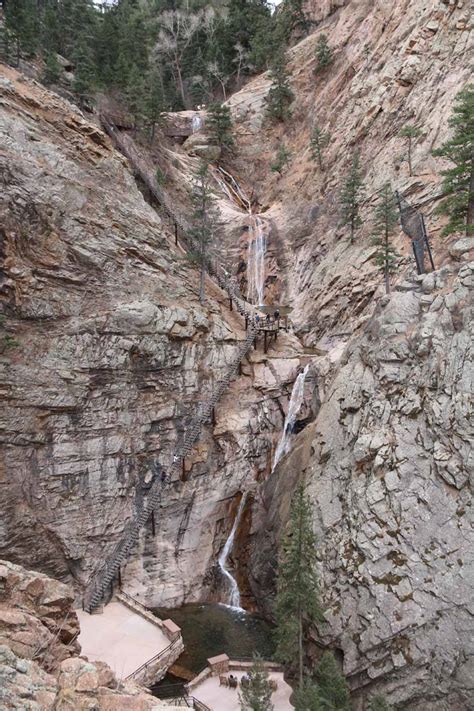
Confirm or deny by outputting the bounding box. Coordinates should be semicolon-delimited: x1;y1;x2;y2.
83;118;267;612
125;635;183;681
167;697;211;711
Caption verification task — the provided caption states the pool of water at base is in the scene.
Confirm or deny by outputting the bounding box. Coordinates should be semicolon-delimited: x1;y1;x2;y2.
151;603;275;697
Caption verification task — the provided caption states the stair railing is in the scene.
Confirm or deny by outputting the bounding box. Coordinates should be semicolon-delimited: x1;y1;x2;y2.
84;120;263;611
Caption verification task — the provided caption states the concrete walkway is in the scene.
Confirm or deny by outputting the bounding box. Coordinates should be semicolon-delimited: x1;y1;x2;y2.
192;670;293;710
77;601;170;679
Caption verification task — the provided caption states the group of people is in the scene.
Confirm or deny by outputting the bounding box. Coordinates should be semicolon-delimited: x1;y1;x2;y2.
254;309;280;328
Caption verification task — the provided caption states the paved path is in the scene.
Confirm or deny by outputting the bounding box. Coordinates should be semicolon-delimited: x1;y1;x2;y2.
193;670;293;710
77;601;170;678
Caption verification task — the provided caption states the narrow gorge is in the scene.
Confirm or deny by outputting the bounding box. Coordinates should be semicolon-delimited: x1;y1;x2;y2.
0;0;472;710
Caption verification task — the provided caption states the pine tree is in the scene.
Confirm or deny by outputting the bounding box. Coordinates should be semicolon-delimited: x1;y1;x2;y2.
274;483;324;688
284;0;310;37
4;0;38;61
399;125;422;177
266;51;294;123
207;102;234;150
340;151;365;243
188;161;221;304
372;183;399;294
314;34;333;72
72;37;97;107
239;654;274;711
126;63;146;125
271;144;291;175
0;24;17;66
314;652;351;710
41;50;61;86
144;67;165;140
433;84;474;236
293;680;324;711
368;695;394;711
310;126;330;171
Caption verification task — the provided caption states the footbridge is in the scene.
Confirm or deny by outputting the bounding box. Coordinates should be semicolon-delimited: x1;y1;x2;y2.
83;118;270;613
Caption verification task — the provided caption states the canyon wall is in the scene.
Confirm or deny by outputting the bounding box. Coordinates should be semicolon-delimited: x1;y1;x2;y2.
0;0;472;707
0;559;161;709
0;66;309;609
221;0;473;708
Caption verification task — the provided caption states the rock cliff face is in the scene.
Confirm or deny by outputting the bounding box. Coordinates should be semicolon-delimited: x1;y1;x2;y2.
0;0;472;707
249;264;473;709
217;0;473;708
0;560;160;710
0;66;308;608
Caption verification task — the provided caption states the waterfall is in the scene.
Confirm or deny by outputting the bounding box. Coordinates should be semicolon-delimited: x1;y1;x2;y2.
192;114;202;133
247;216;267;306
273;365;310;470
218;492;248;609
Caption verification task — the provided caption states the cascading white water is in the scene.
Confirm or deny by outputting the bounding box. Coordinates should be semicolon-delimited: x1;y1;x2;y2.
247;216;267;306
272;365;310;470
218;492;248;609
211;167;267;305
192;114;202;133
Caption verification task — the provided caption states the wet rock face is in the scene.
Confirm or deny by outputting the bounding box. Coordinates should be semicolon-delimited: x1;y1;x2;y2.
250;264;473;709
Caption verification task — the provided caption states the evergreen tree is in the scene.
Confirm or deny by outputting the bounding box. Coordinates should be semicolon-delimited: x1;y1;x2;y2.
4;0;38;61
314;34;333;72
207;102;234;150
144;67;165;140
293;680;324;711
433;84;474;236
126;63;146;125
399;125;422;177
283;0;310;38
266;51;294;123
310;126;330;171
274;483;324;688
213;0;273;77
314;652;351;710
271;144;291;175
340;151;365;243
372;183;399;294
239;654;274;711
368;695;394;711
0;24;17;66
72;36;96;107
188;161;221;304
41;49;61;86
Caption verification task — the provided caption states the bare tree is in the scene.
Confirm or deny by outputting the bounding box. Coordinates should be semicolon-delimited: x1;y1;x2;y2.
233;42;250;86
155;10;204;108
206;60;230;100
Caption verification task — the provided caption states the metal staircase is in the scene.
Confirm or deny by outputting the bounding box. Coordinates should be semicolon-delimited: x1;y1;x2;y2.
83;119;261;612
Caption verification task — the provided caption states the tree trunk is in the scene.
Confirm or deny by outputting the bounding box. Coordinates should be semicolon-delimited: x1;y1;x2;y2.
317;146;323;171
384;227;390;294
408;138;413;177
298;611;303;689
175;59;186;109
467;163;474;236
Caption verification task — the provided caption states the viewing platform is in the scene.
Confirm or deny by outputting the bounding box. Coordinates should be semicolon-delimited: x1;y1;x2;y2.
77;592;183;685
183;654;294;710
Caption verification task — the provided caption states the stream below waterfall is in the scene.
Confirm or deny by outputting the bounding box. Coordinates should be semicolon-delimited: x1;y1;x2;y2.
152;603;274;684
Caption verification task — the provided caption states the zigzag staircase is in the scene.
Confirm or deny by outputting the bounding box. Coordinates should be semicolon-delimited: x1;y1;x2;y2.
83;118;261;612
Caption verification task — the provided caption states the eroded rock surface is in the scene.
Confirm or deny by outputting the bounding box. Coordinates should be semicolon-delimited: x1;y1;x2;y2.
0;561;159;710
250;264;473;709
